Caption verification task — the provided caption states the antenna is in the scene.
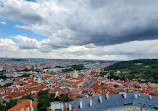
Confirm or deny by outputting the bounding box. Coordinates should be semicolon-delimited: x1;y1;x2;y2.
5;47;7;58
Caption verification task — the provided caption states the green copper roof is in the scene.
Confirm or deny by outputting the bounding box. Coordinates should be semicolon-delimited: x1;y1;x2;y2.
73;70;78;76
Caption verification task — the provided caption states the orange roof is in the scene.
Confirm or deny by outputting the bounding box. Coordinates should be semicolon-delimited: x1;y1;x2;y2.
8;99;38;111
93;93;99;96
72;88;81;92
55;106;75;111
149;83;158;87
64;79;82;84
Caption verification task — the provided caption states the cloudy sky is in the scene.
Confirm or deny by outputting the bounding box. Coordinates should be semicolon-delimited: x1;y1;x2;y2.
0;0;158;60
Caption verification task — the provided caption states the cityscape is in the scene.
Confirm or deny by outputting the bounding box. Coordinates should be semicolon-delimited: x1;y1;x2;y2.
1;0;158;111
0;58;158;111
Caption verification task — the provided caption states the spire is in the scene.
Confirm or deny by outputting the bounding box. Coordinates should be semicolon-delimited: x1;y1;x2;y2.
73;70;78;78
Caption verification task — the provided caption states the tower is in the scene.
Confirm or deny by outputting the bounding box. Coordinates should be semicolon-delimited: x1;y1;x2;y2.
73;70;78;78
38;76;41;84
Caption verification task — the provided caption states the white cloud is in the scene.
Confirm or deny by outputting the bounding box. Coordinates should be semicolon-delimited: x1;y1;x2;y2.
14;35;41;49
1;0;158;59
0;21;6;25
1;35;158;60
1;0;158;47
0;38;17;51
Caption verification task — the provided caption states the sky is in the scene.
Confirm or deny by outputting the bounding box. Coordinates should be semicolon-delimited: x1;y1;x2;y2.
0;0;158;60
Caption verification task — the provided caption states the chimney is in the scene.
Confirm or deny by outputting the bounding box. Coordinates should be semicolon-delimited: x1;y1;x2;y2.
27;107;30;111
62;105;64;111
135;93;138;99
90;98;92;106
31;107;34;111
21;108;24;111
80;100;83;108
30;100;32;108
123;93;127;98
99;96;102;103
69;104;72;111
106;94;109;99
149;95;152;99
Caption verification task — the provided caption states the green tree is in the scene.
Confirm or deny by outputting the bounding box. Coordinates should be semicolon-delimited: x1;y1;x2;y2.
6;99;17;110
0;103;6;111
114;84;119;87
37;90;73;111
21;74;30;77
37;90;51;111
59;94;73;102
50;93;55;102
0;83;13;88
0;75;6;79
21;94;34;101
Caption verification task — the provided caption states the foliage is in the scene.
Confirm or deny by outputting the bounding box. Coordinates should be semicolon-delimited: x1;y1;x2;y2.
100;71;108;77
6;99;17;110
134;85;141;88
37;90;73;111
0;103;5;111
17;68;31;72
114;84;119;87
62;68;73;72
0;83;13;88
37;90;50;111
37;90;49;96
71;64;85;70
59;94;73;102
21;94;34;101
55;66;63;68
103;59;158;83
21;74;30;77
0;75;6;79
62;64;85;72
20;84;23;86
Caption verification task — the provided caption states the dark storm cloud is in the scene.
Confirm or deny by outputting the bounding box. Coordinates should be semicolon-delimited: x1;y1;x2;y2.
1;0;158;49
87;25;158;46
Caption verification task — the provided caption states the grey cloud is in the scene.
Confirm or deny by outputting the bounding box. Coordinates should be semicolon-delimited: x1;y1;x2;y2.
1;0;158;49
19;45;38;49
0;1;43;24
20;13;43;24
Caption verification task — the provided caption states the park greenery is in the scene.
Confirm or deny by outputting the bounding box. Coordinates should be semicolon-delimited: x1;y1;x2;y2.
21;73;30;77
0;99;17;111
16;68;32;72
102;59;158;83
21;94;34;101
0;83;13;88
0;75;6;79
37;90;73;111
0;90;73;111
62;64;85;72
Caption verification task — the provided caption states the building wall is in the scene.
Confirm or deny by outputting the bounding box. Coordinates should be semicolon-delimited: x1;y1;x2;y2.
105;106;157;111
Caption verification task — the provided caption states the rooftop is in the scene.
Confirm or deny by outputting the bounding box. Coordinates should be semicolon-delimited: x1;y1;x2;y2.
66;93;158;111
8;99;38;111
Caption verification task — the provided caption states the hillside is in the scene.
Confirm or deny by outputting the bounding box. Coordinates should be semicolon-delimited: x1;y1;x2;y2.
103;59;158;83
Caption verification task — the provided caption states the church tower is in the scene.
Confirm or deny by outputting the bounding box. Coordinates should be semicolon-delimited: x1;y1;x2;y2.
38;76;41;84
73;70;78;78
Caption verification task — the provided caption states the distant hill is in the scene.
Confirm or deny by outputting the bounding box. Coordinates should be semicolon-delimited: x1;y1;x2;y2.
103;59;158;83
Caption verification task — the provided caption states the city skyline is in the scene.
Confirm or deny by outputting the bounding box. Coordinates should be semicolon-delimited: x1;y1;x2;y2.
1;0;158;60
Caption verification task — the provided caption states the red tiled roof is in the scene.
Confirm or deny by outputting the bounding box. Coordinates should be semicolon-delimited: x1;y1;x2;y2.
8;99;38;111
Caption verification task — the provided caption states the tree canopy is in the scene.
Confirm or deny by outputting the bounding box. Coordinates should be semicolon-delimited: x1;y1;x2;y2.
62;64;85;72
103;59;158;83
37;90;73;111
